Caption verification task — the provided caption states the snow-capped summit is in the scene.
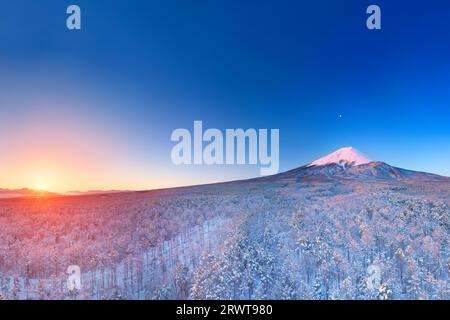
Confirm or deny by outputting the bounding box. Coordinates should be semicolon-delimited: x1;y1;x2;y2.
271;146;447;182
308;147;372;168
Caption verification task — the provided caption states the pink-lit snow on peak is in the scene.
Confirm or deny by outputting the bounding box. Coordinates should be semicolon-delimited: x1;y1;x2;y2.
308;147;373;167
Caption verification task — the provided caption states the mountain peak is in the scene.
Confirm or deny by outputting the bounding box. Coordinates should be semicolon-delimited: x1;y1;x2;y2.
309;147;373;167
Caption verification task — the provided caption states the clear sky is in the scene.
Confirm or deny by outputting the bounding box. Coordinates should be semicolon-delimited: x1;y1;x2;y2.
0;0;449;192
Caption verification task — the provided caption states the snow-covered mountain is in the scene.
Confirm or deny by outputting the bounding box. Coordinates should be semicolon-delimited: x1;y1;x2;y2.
308;146;372;168
274;147;448;182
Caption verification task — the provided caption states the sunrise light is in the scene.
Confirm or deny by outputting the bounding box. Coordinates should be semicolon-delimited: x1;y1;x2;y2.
34;180;50;191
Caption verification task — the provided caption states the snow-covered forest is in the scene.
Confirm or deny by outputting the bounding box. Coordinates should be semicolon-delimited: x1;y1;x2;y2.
0;176;449;300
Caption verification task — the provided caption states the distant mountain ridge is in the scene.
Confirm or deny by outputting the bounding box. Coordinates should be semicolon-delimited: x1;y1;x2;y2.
66;190;129;196
0;188;58;198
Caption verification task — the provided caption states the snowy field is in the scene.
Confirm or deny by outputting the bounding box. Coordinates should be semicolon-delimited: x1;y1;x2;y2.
0;171;449;300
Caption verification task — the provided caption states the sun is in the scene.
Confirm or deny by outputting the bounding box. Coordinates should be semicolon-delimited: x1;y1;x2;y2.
32;174;53;191
35;182;49;191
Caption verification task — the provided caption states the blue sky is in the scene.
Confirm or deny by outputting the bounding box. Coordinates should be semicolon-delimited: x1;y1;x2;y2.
0;0;449;191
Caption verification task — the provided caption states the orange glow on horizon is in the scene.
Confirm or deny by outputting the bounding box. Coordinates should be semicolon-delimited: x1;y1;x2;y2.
0;105;256;193
0;110;166;193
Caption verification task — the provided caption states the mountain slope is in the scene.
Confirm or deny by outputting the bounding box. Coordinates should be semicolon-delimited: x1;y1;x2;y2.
275;147;448;182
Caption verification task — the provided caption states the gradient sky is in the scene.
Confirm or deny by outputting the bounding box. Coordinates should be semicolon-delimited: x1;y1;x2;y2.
1;0;449;192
